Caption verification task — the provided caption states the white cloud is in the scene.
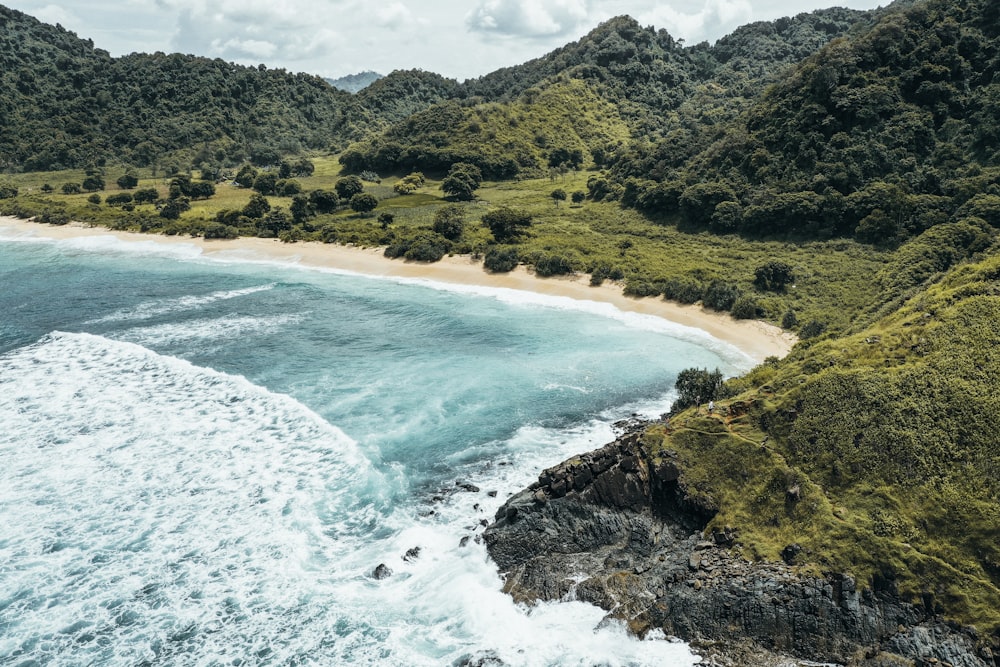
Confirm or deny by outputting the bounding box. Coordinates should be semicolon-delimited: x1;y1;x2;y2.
30;3;78;27
638;0;753;44
467;0;593;38
214;37;277;59
377;2;412;29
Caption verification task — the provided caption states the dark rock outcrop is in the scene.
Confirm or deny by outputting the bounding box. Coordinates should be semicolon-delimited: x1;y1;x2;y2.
484;433;996;666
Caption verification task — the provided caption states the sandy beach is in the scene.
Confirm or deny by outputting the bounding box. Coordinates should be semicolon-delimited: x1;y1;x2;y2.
0;216;796;363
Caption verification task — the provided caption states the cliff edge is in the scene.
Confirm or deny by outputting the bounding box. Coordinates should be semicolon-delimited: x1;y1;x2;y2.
484;431;996;666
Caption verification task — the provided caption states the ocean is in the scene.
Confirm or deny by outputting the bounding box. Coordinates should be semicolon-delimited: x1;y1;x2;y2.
0;226;750;666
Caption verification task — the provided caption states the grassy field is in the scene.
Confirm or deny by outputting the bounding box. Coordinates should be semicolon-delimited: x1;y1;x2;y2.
1;155;885;333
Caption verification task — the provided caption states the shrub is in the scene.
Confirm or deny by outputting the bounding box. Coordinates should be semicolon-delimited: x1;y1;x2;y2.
133;188;158;204
62;182;82;194
433;205;465;240
404;234;451;262
754;261;795;292
482;207;532;242
730;295;759;319
781;310;799;329
703;280;740;311
484;247;519;273
533;255;573;277
662;278;703;304
800;320;827;338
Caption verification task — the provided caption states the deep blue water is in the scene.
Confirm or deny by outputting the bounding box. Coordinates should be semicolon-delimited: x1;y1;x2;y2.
0;225;748;666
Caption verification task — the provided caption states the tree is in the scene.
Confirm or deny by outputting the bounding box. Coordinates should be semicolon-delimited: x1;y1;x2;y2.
309;189;340;214
671;368;724;412
350;192;378;216
116;172;139;189
82;174;105;192
482;206;532;242
235;164;258;188
335;175;364;200
159;197;190;220
433;205;465;240
550;189;567;207
378;212;395;230
571;190;586;205
243;193;271;219
753;261;795;292
290;194;313;224
253;172;279;196
441;162;482;201
133;188;158;204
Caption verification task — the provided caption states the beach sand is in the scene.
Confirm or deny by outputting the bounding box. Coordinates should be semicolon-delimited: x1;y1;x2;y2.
0;216;796;363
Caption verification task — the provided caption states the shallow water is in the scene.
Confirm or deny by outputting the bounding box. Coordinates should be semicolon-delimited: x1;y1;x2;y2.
0;228;748;665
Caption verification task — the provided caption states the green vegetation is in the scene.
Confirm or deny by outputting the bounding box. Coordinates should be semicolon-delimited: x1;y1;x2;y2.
3;0;1000;642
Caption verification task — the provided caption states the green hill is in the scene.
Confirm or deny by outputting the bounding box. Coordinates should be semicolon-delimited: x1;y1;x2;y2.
612;0;1000;245
0;5;370;171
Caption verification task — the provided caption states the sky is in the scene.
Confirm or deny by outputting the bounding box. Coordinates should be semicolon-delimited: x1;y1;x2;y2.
5;0;886;81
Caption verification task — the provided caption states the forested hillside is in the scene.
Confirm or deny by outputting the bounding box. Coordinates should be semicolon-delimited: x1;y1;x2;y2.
340;9;875;180
613;0;1000;245
0;5;370;171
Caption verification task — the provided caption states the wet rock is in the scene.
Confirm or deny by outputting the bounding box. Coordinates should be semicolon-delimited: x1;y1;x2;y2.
372;563;393;580
487;490;498;498
456;481;480;493
403;547;421;562
483;431;993;667
459;536;471;548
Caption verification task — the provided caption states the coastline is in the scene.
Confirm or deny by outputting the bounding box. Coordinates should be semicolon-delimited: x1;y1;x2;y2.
0;216;796;363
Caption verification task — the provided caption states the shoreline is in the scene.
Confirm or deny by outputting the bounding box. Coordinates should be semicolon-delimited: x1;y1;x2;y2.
0;216;796;363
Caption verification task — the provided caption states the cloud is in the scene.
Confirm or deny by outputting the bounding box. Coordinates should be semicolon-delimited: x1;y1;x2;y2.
636;0;754;44
30;3;79;27
467;0;593;38
377;2;412;29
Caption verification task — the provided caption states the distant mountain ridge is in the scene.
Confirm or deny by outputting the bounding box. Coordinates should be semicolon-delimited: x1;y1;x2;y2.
325;70;383;93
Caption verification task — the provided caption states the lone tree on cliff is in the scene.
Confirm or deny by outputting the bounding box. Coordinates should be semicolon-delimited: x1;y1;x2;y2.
671;368;724;413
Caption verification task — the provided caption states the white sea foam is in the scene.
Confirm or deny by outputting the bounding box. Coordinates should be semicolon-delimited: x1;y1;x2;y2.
87;283;278;324
0;225;206;261
0;332;700;666
115;312;304;347
0;223;753;370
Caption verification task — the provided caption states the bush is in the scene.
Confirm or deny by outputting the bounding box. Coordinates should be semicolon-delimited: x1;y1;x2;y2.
800;320;827;338
106;193;134;207
133;188;159;204
484;247;519;273
203;223;238;239
0;182;19;199
533;255;573;277
482;207;532;242
433;205;466;240
730;295;759;319
662;278;704;304
754;261;795;292
87;194;102;205
671;368;724;412
703;280;740;311
404;234;451;262
62;182;82;194
782;309;799;329
624;279;662;297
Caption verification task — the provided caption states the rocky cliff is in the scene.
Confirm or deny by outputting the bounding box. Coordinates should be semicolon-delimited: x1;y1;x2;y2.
484;431;997;667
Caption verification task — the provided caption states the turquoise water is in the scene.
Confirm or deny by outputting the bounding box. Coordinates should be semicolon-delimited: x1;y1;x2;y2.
0;225;748;666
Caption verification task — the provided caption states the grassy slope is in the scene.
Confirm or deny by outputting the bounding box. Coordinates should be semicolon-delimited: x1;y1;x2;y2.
646;243;1000;633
